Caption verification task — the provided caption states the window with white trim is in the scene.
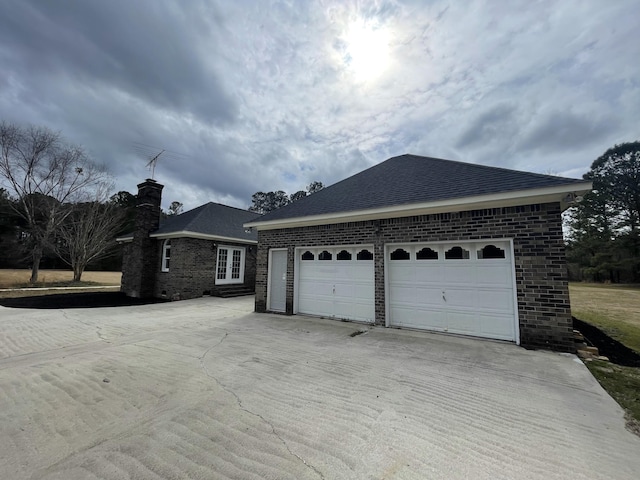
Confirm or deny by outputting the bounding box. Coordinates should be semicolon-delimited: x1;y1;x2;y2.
215;246;246;284
161;239;171;272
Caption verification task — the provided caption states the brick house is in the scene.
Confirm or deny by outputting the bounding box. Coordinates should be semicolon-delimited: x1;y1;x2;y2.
118;179;258;300
245;155;592;352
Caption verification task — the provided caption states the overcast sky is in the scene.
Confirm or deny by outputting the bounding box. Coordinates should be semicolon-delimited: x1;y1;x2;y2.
1;0;638;210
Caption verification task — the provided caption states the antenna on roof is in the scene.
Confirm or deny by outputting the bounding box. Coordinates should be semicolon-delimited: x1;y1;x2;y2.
145;150;164;179
133;142;191;180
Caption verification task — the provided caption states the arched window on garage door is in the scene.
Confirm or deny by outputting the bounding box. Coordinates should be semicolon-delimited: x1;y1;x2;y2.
337;249;352;260
416;247;438;260
478;244;506;259
357;249;373;260
319;250;332;261
390;248;410;260
444;246;470;260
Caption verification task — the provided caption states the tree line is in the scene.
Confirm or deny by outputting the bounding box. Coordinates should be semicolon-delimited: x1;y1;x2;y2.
565;141;640;283
249;181;323;214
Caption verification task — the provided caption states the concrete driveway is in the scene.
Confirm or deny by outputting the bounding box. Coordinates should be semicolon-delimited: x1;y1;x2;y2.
0;297;638;479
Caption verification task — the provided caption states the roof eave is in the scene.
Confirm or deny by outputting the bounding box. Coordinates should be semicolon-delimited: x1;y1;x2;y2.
149;230;258;244
244;182;593;231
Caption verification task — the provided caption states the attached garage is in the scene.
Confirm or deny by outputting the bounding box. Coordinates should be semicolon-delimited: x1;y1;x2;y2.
295;246;375;323
386;240;518;342
248;154;592;352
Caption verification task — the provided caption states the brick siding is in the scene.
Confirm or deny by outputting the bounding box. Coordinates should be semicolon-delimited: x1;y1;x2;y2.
120;180;163;298
255;202;574;352
154;238;256;300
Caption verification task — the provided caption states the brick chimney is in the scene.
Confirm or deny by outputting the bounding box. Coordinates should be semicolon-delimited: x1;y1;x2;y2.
126;179;164;298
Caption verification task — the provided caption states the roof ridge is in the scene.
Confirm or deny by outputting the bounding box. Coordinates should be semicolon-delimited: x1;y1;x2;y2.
201;201;257;214
399;153;582;181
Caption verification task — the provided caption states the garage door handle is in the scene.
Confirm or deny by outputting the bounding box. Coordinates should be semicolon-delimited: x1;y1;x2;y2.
442;291;446;301
333;285;336;294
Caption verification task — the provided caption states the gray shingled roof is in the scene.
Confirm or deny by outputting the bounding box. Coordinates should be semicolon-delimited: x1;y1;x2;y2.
253;154;588;222
153;202;259;242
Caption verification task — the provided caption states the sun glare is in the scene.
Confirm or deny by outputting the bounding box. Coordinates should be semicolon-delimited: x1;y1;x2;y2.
343;19;390;82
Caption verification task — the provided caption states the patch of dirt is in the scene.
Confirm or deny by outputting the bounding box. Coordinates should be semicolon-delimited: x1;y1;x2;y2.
626;412;640;437
573;317;640;367
0;292;168;309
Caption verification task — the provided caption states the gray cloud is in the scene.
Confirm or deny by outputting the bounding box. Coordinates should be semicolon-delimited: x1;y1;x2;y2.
456;103;519;149
0;0;638;210
520;110;619;154
0;0;236;124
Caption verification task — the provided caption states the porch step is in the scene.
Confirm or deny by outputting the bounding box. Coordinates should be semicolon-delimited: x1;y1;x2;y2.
212;285;255;298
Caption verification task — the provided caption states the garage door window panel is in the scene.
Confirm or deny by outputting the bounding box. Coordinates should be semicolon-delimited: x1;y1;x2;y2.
416;247;438;260
301;251;315;260
357;249;373;261
444;246;470;260
337;249;352;261
390;248;410;260
478;244;505;259
319;250;332;261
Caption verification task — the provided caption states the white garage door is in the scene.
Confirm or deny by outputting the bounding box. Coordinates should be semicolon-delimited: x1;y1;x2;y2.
297;246;375;323
387;241;517;341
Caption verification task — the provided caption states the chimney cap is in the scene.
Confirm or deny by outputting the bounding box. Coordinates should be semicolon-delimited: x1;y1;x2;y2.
137;178;164;190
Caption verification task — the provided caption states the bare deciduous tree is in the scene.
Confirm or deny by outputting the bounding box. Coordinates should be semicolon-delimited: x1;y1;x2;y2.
53;188;126;281
0;121;108;282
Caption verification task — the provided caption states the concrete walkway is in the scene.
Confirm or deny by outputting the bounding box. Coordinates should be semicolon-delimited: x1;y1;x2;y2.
0;297;638;479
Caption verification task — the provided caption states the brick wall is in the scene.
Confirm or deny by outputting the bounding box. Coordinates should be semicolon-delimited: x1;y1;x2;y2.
120;242;133;294
121;179;163;298
155;238;256;300
255;202;573;352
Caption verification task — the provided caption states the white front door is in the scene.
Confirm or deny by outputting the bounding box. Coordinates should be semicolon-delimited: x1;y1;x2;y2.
296;246;375;323
269;249;287;312
215;246;246;285
387;241;517;342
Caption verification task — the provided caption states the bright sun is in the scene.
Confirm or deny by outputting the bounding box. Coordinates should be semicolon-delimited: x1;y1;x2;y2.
343;19;390;82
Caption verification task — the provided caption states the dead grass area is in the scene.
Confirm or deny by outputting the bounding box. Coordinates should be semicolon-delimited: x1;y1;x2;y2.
569;283;640;319
570;283;640;353
0;269;121;299
0;269;121;289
